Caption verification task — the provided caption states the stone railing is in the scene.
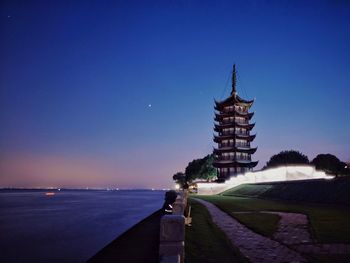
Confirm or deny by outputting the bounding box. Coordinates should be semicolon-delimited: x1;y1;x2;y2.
159;190;188;263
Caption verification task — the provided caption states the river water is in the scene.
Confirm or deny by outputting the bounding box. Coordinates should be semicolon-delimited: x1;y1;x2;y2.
0;189;165;263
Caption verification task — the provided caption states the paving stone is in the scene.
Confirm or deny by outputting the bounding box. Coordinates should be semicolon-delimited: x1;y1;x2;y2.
262;211;312;245
194;199;308;263
293;244;350;255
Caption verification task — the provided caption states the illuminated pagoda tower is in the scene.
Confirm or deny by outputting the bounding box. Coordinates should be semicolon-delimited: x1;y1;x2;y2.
213;65;258;181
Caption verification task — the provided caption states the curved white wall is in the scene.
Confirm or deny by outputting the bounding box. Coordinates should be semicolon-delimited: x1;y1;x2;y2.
197;165;333;195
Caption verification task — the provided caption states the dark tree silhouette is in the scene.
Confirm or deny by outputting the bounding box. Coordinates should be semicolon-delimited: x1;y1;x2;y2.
185;154;217;182
264;150;309;169
172;154;217;186
172;172;187;188
311;154;349;176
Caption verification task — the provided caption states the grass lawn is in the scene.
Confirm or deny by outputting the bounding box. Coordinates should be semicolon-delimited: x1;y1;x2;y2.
194;195;350;243
232;212;280;237
185;199;248;263
223;184;273;197
221;178;350;206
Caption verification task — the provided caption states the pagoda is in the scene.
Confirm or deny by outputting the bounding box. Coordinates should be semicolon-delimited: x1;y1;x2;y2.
213;65;258;181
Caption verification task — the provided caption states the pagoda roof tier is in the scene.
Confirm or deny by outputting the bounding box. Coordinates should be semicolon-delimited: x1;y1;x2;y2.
213;147;257;154
214;94;254;110
214;111;254;121
214;107;254;117
214;105;255;113
213;134;256;142
236;133;256;141
236;122;255;129
214;123;255;131
213;160;258;168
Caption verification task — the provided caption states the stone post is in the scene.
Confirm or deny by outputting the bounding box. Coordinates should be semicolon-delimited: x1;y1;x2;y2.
172;201;185;215
172;195;184;215
159;215;185;263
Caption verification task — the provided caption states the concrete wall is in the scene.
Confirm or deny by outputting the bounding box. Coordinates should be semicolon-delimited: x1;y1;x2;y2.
159;190;188;263
197;165;334;195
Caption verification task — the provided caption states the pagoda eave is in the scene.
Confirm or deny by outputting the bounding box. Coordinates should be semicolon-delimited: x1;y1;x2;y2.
236;122;255;129
213;134;235;142
214;134;256;142
214;123;255;131
235;133;256;142
215;96;254;109
214;147;257;154
214;111;254;121
213;160;258;168
235;111;254;118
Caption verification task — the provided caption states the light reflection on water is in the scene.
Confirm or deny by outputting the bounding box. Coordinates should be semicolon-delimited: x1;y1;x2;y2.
0;190;165;263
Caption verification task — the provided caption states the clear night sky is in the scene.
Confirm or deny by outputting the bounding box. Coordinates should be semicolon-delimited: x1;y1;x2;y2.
1;1;349;188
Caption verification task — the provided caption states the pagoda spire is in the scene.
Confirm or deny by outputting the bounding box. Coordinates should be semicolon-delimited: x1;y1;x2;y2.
231;64;237;96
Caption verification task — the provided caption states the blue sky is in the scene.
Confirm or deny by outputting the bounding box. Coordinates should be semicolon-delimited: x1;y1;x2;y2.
1;0;349;188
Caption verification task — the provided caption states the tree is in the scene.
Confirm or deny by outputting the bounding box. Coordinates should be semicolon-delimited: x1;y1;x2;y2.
311;154;349;177
264;150;309;169
198;154;217;180
185;154;217;182
172;172;187;188
172;154;218;186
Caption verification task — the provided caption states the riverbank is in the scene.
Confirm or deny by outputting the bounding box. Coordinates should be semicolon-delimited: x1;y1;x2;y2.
88;209;162;263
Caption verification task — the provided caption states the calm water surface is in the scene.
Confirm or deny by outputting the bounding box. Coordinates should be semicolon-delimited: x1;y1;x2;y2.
0;190;165;263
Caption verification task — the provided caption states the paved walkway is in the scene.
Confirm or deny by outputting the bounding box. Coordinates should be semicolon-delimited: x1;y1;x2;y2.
293;244;350;254
194;198;308;263
263;211;350;254
263;211;312;245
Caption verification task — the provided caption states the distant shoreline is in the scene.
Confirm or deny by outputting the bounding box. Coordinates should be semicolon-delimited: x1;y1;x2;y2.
0;188;169;192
